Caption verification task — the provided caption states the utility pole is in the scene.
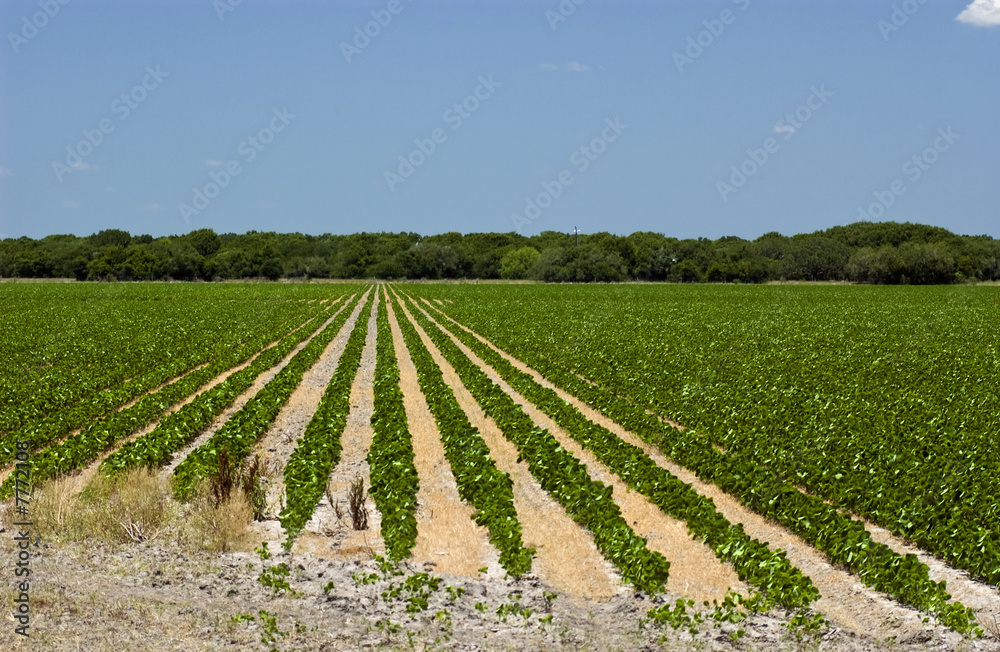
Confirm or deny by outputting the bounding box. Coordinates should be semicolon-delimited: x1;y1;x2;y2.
574;226;579;246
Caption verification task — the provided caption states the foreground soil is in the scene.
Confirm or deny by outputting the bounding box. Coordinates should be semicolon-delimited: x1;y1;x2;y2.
1;533;992;651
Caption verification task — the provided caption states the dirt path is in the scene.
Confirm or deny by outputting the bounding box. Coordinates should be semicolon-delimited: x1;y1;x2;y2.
292;294;384;560
395;295;620;600
384;289;497;578
159;297;355;479
410;301;743;603
419;302;943;638
252;291;370;523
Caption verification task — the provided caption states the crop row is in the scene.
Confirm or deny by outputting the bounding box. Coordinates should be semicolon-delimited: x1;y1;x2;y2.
0;298;346;499
446;285;1000;590
417;297;979;633
173;291;366;499
100;295;354;480
366;290;420;560
280;292;373;548
403;295;671;594
412;297;819;609
1;285;322;437
0;300;326;467
389;291;534;576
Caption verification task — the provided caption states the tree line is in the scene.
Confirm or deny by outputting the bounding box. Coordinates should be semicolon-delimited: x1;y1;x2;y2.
1;221;998;284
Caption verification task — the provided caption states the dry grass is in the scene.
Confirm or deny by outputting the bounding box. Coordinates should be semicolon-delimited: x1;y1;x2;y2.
207;448;268;521
1;468;253;553
186;487;254;553
348;473;369;531
2;468;172;544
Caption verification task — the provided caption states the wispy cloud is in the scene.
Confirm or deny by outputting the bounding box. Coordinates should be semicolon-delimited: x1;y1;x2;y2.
71;161;99;172
0;167;12;177
139;203;165;211
774;124;796;137
205;159;224;167
62;200;81;209
539;61;592;73
957;0;1000;26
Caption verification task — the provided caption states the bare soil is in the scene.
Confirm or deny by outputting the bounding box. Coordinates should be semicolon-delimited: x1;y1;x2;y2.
384;290;497;578
0;532;926;652
395;296;621;600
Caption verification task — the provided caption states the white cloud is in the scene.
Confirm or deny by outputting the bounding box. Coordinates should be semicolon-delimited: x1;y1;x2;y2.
538;63;559;71
566;61;590;72
774;124;796;137
205;159;224;167
957;0;1000;26
70;161;98;172
0;167;12;177
62;200;81;209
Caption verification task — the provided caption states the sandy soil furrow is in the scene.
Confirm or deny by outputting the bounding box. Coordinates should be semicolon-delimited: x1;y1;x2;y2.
395;293;620;600
253;292;370;520
384;289;497;577
411;300;743;603
419;301;939;638
293;295;385;560
159;296;355;478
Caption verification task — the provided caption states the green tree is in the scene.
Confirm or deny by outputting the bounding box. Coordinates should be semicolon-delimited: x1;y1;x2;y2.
499;246;541;280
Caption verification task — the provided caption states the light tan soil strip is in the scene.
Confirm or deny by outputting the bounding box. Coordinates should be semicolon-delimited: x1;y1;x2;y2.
159;297;355;479
384;288;496;577
411;301;742;603
420;302;934;637
395;293;619;599
293;294;385;561
253;292;371;521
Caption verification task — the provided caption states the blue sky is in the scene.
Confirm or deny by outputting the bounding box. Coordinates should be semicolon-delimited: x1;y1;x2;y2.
1;0;998;241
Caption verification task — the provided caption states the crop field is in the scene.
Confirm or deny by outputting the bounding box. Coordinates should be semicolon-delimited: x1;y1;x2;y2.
2;282;999;650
